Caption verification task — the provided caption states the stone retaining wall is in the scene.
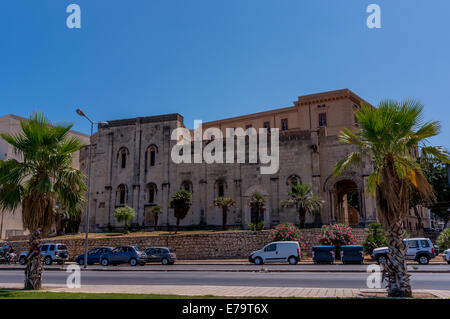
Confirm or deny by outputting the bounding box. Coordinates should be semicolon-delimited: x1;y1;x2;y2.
7;229;368;260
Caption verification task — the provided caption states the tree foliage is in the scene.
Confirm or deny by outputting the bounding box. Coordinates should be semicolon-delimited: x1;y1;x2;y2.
113;205;135;232
169;190;192;233
363;223;388;255
280;182;323;228
333;99;449;297
0;112;87;289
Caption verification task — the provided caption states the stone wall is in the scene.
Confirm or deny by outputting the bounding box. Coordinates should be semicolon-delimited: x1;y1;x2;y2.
7;228;368;260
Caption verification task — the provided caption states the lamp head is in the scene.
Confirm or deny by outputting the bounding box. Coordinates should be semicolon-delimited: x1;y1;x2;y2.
76;109;85;117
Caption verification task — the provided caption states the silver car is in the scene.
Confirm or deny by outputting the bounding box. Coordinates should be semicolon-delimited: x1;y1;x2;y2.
19;243;69;265
372;238;435;265
443;249;450;264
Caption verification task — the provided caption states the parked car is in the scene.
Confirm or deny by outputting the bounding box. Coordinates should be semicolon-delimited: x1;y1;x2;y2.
443;249;450;264
144;247;176;265
372;238;435;265
99;246;147;266
76;247;113;265
19;243;68;265
248;241;301;265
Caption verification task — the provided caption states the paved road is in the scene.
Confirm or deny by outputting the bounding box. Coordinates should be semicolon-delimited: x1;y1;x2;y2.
1;263;449;272
1;270;449;290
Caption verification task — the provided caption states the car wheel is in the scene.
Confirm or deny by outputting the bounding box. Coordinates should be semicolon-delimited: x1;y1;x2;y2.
161;258;169;265
44;256;52;265
129;258;137;266
101;258;109;266
377;255;387;265
254;257;263;265
19;256;26;265
288;256;298;265
418;255;429;265
78;258;84;266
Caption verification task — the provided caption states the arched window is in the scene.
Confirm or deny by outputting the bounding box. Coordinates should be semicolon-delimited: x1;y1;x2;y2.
215;180;226;197
287;174;301;192
146;183;157;204
145;145;158;168
181;180;193;193
118;147;129;169
117;184;128;205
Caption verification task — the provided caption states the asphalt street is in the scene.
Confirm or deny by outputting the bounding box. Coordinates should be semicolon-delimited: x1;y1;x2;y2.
1;270;449;290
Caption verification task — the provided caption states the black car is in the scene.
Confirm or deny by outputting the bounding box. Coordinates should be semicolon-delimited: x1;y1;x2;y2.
144;247;176;265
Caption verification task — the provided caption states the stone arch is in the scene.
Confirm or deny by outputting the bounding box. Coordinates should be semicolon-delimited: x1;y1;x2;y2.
181;180;193;193
323;171;365;227
146;182;158;204
116;184;128;206
117;147;129;169
145;144;158;168
214;178;227;198
286;174;301;186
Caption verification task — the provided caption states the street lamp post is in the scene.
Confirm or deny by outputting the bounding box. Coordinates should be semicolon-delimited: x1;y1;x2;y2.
76;109;107;269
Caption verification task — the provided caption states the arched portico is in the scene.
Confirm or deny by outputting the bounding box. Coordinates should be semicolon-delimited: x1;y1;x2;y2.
323;171;366;227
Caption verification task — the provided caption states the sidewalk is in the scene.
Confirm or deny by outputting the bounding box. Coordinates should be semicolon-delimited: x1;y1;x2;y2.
1;283;449;299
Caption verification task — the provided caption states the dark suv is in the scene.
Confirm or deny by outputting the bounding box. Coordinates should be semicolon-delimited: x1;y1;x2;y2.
99;246;147;266
144;247;176;265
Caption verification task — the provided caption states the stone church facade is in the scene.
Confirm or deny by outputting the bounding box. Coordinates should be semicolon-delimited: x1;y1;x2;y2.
79;89;429;232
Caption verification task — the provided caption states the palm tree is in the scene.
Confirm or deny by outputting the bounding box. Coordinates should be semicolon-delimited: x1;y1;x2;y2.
113;204;136;233
333;100;449;297
169;190;192;233
249;193;266;228
213;197;236;230
0;113;87;289
280;182;323;228
150;205;162;230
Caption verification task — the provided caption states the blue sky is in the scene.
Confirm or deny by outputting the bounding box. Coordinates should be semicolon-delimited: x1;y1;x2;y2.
0;1;449;148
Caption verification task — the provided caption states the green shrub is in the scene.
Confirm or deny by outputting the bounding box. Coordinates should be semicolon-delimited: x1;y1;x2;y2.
437;228;450;250
363;223;388;255
248;221;266;231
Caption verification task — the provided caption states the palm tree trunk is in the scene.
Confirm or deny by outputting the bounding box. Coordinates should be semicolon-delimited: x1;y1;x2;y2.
412;206;423;233
154;214;158;231
175;218;180;234
24;230;43;290
222;208;227;231
383;221;412;297
298;208;306;228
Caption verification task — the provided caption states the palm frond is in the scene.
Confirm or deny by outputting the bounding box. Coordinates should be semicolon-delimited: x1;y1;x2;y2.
421;146;450;164
333;152;361;177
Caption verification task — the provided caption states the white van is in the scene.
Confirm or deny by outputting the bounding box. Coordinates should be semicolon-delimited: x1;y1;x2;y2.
248;241;301;265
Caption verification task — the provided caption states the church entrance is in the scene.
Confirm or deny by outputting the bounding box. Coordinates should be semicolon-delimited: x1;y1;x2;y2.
335;180;360;226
